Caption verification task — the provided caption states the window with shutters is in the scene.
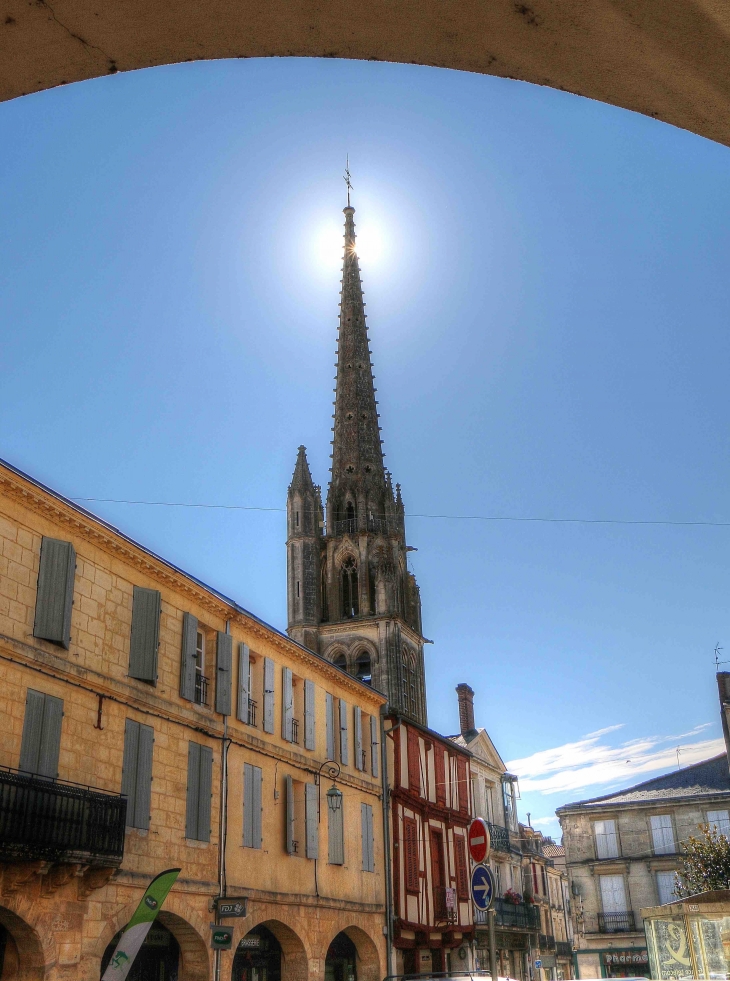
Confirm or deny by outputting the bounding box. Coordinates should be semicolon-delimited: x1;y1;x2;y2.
407;727;421;796
361;803;375;872
19;689;63;778
354;706;365;771
263;657;275;734
404;816;419;892
303;679;316;751
370;714;379;778
305;783;318;859
656;871;677;906
185;741;213;842
194;630;207;705
594;819;620;859
243;763;263;849
33;537;76;649
285;775;307;856
121;719;154;830
456;756;469;813
326;692;336;761
650;814;676;855
128;586;161;684
328;790;345;865
215;632;232;716
339;698;349;766
707;810;730;836
434;746;446;806
455;835;469;899
237;644;258;727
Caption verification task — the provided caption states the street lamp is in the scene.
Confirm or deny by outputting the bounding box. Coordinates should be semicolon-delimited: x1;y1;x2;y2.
316;759;341;822
326;785;343;812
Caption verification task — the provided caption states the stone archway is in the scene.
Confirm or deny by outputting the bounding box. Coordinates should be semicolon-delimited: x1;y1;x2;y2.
233;919;310;981
0;905;45;981
327;925;382;981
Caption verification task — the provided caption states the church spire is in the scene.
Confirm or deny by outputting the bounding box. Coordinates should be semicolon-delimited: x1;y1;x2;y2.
329;204;386;503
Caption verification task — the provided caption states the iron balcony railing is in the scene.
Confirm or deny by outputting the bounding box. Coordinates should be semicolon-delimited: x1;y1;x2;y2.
597;911;637;933
556;942;573;957
333;518;357;536
539;934;556;951
332;516;393;536
0;766;126;866
291;719;300;745
486;821;511;852
486;898;541;930
247;698;257;727
194;672;209;706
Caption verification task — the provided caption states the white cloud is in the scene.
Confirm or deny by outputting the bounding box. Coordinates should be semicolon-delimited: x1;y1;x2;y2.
530;816;559;828
507;726;725;798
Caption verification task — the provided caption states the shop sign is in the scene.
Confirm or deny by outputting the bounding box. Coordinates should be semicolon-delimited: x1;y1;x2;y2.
210;927;233;951
445;887;457;911
603;951;648;965
238;936;262;949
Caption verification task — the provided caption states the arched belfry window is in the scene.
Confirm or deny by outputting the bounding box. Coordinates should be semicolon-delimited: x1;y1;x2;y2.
401;648;417;716
341;557;359;619
355;651;372;686
333;652;347;671
346;501;356;534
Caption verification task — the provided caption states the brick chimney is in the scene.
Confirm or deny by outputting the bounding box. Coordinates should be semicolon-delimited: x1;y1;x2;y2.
456;683;475;736
717;673;730;770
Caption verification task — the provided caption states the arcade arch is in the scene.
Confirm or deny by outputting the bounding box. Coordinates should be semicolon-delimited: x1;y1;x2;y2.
232;921;309;981
324;927;381;981
0;906;45;981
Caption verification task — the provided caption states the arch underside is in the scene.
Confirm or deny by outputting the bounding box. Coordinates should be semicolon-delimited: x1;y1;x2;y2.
1;0;730;147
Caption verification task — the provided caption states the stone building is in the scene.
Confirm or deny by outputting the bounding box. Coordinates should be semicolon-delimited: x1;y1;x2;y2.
286;203;427;725
557;685;730;981
448;684;534;979
541;842;575;980
0;456;387;981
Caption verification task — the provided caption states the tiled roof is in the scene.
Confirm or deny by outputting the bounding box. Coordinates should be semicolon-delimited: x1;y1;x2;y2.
557;754;730;812
542;842;565;857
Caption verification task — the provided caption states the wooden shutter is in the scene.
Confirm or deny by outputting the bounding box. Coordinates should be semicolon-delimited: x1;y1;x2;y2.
282;667;293;741
326;693;335;761
407;726;421;795
456;756;469;813
263;657;275;733
215;632;232;716
435;745;446;806
285;774;295;854
122;718;153;831
455;835;469;899
237;644;250;723
252;765;262;848
361;803;374;872
128;586;161;683
197;746;213;842
243;763;255;847
186;742;201;839
19;689;63;778
121;719;140;828
305;783;319;858
339;698;349;766
354;705;364;771
328;794;344;865
304;679;315;750
33;537;75;649
370;715;379;778
404;816;419;892
180;612;198;700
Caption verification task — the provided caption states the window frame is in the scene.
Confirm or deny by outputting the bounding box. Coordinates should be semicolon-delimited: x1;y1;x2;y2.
594;818;620;859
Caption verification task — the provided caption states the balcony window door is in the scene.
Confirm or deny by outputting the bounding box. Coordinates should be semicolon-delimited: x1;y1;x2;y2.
656;871;677;906
194;630;207;705
430;828;446;918
594;819;619;859
599;874;629;933
707;810;730;836
650;814;675;855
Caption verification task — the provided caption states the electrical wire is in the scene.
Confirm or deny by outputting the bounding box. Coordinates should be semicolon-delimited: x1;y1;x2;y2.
68;497;730;528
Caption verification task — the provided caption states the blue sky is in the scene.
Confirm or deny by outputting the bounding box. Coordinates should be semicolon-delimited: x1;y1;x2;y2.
2;57;730;839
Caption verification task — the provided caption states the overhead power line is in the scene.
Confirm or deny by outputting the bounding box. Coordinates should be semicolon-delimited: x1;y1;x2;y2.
68;498;730;528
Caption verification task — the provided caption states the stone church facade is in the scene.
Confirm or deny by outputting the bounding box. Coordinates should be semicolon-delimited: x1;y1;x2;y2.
287;204;428;725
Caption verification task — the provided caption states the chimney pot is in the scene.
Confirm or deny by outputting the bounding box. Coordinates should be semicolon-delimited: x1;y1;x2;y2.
456;683;475;736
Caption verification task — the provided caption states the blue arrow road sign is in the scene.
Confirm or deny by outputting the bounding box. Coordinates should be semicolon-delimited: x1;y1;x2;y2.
471;863;495;910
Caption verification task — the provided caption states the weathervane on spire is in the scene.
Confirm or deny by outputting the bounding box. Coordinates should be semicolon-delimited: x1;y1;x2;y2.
344;155;353;207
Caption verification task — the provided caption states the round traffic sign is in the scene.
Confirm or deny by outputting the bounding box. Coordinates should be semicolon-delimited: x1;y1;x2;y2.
468;817;491;863
471;863;496;911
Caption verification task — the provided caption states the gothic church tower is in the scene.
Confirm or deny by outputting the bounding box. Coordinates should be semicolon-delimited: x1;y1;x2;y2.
287;202;427;724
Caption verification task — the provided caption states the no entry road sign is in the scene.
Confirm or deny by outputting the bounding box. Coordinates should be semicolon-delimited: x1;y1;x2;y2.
471;863;496;911
468;818;491;863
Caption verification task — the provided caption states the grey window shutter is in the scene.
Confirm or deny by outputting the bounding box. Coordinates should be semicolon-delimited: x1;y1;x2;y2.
252;765;262;848
38;693;63;779
34;537;75;649
339;698;349;766
129;586;161;683
186;742;201;839
282;667;293;741
197;745;213;842
305;783;319;859
121;720;140;827
243;763;254;847
135;722;154;831
237;644;250;723
180;612;198;700
328;794;344;865
370;714;379;778
304;680;315;751
285;774;295;854
216;632;232;716
263;657;275;733
19;689;45;774
354;705;363;771
361;803;374;871
326;693;335;761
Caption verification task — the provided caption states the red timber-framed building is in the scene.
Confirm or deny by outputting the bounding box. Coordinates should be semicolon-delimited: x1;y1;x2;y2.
387;713;475;974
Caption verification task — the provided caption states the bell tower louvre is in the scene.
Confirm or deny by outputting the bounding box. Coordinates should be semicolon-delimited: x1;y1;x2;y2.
286;198;427;724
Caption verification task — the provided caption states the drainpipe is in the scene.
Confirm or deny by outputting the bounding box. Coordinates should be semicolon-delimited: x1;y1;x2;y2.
215;621;231;981
380;705;395;978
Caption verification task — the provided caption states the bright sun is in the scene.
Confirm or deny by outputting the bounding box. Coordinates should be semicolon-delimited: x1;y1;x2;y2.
311;219;386;271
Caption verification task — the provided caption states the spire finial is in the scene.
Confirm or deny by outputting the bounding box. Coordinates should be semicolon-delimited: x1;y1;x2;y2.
343;155;353;207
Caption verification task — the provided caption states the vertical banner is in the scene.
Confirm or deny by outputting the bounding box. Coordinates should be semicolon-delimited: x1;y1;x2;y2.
101;868;181;981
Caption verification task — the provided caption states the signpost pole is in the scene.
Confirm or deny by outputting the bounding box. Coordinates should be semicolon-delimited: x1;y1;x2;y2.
488;907;498;981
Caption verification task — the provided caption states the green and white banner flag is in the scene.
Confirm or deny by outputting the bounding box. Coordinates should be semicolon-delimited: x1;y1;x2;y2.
102;868;181;981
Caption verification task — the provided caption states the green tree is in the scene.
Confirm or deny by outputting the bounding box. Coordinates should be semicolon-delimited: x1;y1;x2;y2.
675;825;730;898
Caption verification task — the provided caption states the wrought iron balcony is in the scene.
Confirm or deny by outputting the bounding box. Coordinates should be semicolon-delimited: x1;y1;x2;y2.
491;897;541;930
539;934;556;951
333;518;357;536
486;821;511;852
556;941;573;957
247;698;257;727
194;672;209;706
0;766;126;866
597;911;636;933
291;718;300;744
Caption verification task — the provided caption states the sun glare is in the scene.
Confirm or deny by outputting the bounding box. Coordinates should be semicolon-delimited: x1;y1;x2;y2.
311;218;387;272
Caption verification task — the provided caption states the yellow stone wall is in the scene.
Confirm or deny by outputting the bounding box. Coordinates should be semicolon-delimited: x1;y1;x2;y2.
0;461;387;981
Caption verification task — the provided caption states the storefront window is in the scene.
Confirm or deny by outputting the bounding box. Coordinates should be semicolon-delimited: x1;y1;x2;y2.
643;913;730;980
